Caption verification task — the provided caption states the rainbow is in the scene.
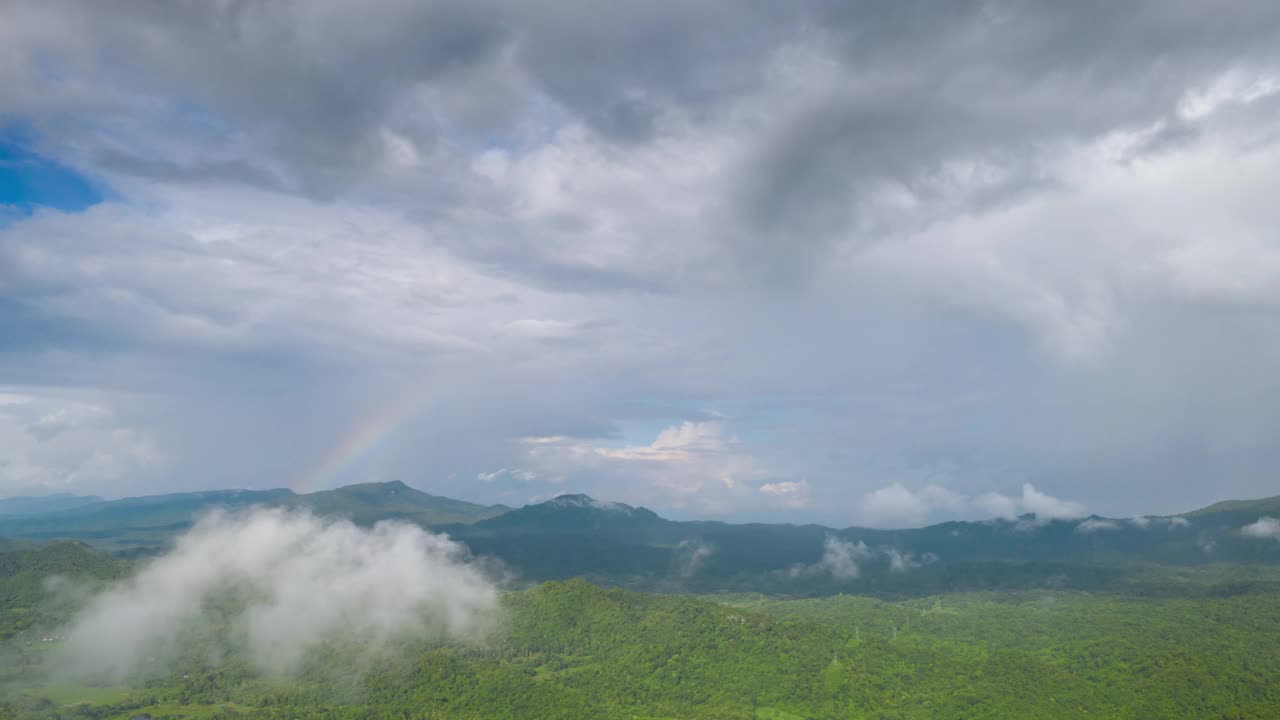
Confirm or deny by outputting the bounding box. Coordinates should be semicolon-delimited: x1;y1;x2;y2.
289;393;423;495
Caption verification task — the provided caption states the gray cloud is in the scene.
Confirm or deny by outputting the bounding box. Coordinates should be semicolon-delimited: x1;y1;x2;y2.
2;1;1280;520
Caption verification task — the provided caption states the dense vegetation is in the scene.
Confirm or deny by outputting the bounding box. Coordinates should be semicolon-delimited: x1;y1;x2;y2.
3;540;1280;719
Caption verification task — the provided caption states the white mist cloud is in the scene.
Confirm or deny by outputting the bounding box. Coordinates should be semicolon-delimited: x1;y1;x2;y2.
1076;518;1121;534
1241;516;1280;539
1020;485;1087;520
674;539;714;577
883;548;937;573
56;507;499;682
803;536;935;579
816;536;873;579
855;482;1085;528
1129;515;1191;530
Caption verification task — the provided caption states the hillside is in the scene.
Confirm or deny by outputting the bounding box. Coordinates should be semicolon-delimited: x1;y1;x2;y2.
443;493;1280;596
285;480;510;526
1187;495;1280;519
5;486;1280;595
0;482;508;554
0;540;129;642
0;494;102;516
466;493;667;537
5;573;1280;718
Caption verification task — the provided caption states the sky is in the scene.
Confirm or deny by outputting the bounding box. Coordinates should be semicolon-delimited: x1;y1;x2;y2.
2;1;1280;527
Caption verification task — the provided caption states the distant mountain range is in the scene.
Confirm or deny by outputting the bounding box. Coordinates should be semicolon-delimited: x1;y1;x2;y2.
0;481;507;555
2;482;1278;595
0;493;102;516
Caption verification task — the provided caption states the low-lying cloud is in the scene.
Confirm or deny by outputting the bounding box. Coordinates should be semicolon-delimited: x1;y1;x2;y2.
1241;516;1280;540
54;507;500;683
817;536;874;579
673;539;714;577
855;482;1085;528
801;536;936;580
1076;518;1121;534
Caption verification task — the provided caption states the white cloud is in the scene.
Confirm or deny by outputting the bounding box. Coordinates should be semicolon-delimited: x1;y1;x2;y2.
856;483;931;528
476;468;537;484
758;480;810;509
1076;518;1121;534
0;387;163;497
511;420;797;513
1020;484;1087;520
816;536;872;579
855;482;1086;528
974;492;1021;520
801;537;935;579
56;508;499;682
1241;516;1280;539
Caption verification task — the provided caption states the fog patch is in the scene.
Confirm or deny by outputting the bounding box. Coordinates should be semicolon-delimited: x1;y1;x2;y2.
1130;516;1191;530
884;548;937;573
816;536;873;579
1241;516;1280;540
795;537;934;579
1076;518;1120;534
52;507;500;684
673;539;714;577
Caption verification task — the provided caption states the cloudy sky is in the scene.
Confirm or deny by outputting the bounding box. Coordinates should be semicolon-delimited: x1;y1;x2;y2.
3;1;1280;527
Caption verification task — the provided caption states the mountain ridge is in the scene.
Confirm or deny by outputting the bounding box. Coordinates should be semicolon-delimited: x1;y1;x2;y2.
4;485;1280;595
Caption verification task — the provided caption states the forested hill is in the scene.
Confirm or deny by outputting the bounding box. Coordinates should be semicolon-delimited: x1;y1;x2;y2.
0;494;102;516
442;492;1280;596
4;485;1280;595
0;481;508;554
5;568;1280;719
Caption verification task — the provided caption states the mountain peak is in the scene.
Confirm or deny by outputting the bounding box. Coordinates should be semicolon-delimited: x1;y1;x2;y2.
547;494;642;514
321;480;413;495
471;493;663;534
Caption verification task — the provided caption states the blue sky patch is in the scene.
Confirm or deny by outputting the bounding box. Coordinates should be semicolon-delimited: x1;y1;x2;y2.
0;133;103;216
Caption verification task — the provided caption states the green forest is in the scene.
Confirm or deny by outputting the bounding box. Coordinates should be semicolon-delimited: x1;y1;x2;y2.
3;539;1280;720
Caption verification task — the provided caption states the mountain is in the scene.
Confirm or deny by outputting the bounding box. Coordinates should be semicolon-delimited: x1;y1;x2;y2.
0;481;508;554
0;539;129;638
0;493;102;516
466;494;667;537
1187;495;1280;520
286;480;510;526
439;493;1280;596
5;485;1280;597
0;487;296;553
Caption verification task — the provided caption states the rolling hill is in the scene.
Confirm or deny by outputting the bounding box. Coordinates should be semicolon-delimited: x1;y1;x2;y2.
0;481;508;554
0;494;102;516
4;485;1280;595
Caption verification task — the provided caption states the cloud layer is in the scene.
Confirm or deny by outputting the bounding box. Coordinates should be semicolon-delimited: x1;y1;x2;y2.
855;482;1085;528
3;1;1280;520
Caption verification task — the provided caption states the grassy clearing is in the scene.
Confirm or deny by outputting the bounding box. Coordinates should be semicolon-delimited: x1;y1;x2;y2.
35;683;131;705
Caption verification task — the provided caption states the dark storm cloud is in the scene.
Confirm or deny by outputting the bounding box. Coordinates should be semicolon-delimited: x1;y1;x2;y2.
729;0;1280;282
